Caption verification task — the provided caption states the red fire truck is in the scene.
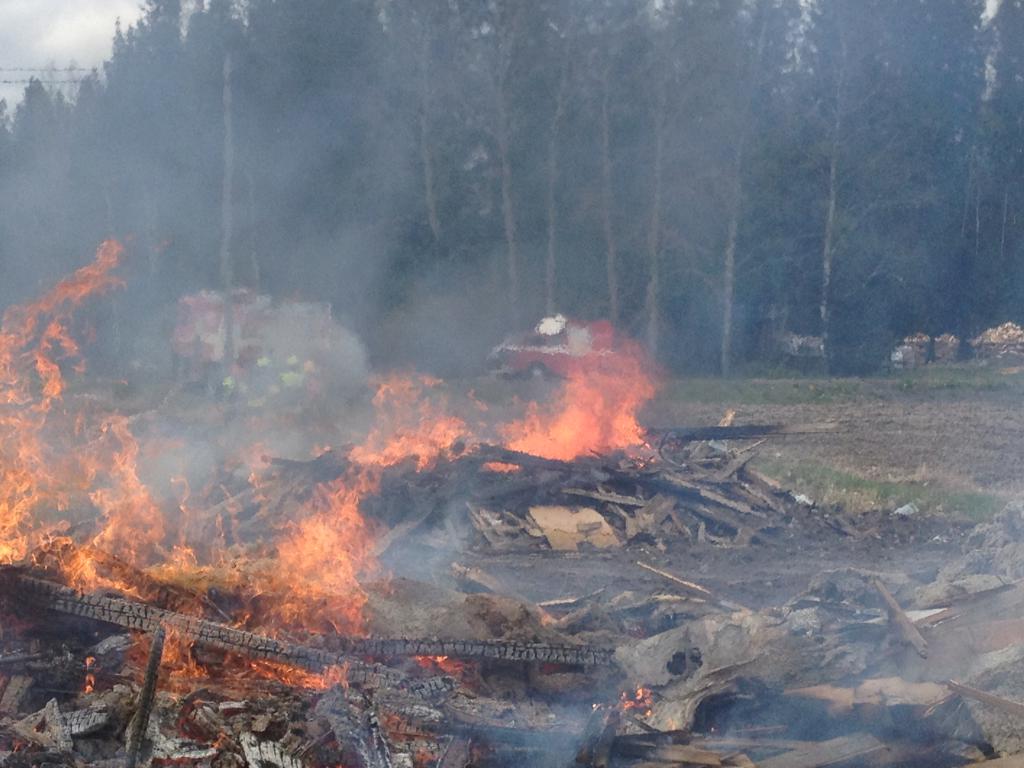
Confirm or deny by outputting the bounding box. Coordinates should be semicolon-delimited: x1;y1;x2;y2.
487;315;623;379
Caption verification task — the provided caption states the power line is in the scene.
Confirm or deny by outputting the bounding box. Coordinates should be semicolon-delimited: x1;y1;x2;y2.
0;67;94;72
0;79;88;85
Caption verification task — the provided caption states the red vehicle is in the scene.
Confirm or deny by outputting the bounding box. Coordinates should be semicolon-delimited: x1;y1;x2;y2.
488;315;621;379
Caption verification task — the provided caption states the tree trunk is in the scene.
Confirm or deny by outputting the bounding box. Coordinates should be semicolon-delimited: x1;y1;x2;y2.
820;29;846;374
418;34;442;245
544;47;570;315
820;140;839;374
1000;185;1009;265
720;3;768;377
600;59;619;325
721;198;740;377
219;52;236;377
645;74;667;357
142;186;159;279
496;92;520;328
245;166;260;290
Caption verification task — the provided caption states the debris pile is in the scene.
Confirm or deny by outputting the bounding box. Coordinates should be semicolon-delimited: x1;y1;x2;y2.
0;440;1022;766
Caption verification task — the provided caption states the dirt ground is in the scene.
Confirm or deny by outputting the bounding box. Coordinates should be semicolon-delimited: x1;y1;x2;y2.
650;382;1024;500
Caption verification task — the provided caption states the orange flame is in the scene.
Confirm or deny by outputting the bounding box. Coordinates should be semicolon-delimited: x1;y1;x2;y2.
0;241;124;564
502;340;657;460
252;375;466;634
620;685;654;717
349;374;466;469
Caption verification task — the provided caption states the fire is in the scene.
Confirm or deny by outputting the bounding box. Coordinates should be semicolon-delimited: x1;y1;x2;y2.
246;660;348;690
83;656;96;693
502;340;657;460
262;475;376;634
349;373;466;469
245;374;464;635
159;628;208;682
0;241;124;564
620;685;654;717
1;245;660;690
88;417;166;564
482;461;520;473
414;655;469;678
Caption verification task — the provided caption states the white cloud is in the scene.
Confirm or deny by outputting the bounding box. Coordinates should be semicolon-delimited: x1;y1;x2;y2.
0;0;142;112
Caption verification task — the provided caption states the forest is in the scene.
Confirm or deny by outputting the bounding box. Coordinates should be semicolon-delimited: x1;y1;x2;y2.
0;0;1020;376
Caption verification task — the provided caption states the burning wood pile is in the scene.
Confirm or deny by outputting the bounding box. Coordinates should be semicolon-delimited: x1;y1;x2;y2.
3;243;1024;767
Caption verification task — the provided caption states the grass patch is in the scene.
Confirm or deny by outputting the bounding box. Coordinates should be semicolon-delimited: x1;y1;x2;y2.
755;457;1004;522
664;377;868;406
663;364;1024;406
891;364;1024;396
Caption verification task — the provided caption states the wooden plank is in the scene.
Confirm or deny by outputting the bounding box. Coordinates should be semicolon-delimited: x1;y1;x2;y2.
635;561;713;597
873;578;928;658
712;453;756;483
947;680;1024;719
974;755;1024;766
563;488;646;507
659;472;758;517
758;733;887;768
742;466;785;492
612;736;724;766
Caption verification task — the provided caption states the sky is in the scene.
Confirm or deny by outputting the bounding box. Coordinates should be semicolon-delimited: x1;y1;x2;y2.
0;0;141;110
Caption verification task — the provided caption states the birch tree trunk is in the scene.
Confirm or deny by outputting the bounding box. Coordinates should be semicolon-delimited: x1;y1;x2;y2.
418;34;442;245
219;52;236;378
720;4;768;377
496;93;520;327
600;59;620;325
820;30;847;374
544;46;570;315
1000;185;1009;265
645;73;667;357
721;191;740;376
491;8;521;329
245;166;260;290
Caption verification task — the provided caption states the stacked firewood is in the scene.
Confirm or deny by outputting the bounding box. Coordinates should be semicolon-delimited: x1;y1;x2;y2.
972;322;1024;359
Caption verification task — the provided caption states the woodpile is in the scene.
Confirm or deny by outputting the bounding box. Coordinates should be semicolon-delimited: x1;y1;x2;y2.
890;332;960;367
934;332;960;363
971;322;1024;360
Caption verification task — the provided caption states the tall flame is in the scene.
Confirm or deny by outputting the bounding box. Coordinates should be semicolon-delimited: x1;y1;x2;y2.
257;374;466;633
501;339;657;460
0;241;124;563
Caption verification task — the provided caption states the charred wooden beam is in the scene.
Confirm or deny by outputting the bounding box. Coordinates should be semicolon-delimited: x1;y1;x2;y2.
337;637;613;667
1;572;615;673
126;624;165;768
470;444;579;473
